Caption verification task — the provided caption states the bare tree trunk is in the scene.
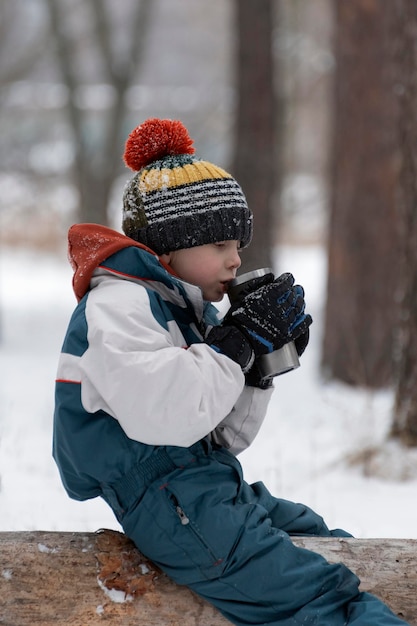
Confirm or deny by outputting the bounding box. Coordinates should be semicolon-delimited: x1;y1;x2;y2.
0;530;415;624
322;0;401;387
45;0;153;225
231;0;278;272
391;1;417;446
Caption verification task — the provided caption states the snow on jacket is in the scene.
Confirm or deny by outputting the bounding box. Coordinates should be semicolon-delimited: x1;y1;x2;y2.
53;224;272;502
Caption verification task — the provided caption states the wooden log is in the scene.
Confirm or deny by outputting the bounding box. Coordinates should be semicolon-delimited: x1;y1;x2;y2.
0;529;415;625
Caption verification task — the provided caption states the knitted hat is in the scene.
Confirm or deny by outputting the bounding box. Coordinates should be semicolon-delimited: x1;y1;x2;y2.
122;118;252;254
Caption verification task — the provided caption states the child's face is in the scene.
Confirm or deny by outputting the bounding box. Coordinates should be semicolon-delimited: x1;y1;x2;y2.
161;240;241;302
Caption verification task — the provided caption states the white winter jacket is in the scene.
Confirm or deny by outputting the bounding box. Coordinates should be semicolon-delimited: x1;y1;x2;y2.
56;224;272;456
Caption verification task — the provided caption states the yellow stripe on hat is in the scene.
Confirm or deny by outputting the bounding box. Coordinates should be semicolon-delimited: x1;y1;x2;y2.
138;161;232;193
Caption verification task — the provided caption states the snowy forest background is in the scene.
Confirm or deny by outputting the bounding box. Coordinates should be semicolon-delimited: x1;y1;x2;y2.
1;0;417;538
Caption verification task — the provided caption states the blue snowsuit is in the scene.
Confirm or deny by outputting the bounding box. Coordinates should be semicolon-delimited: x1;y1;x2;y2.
53;224;408;625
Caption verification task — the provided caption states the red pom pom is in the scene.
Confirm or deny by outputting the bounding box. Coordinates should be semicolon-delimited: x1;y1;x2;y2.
123;118;195;171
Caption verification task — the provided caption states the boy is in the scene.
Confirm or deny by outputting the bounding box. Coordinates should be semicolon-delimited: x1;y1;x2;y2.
53;118;408;625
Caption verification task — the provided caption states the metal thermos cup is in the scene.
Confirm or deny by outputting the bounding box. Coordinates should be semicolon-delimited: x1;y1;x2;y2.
228;268;300;379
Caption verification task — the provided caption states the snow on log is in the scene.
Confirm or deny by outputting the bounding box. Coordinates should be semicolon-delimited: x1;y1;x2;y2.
0;529;415;625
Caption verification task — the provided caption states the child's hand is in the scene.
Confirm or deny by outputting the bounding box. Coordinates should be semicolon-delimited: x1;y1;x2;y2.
206;273;312;373
227;273;312;356
206;324;256;373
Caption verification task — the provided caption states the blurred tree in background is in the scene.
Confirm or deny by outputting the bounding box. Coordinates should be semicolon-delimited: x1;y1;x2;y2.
322;1;401;388
231;0;277;272
391;0;417;447
322;0;417;447
45;0;153;224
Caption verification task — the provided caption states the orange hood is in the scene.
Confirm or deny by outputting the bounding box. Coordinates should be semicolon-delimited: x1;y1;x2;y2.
68;224;158;302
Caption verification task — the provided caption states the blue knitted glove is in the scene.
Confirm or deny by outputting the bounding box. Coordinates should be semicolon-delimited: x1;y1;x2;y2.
227;273;312;355
206;273;312;372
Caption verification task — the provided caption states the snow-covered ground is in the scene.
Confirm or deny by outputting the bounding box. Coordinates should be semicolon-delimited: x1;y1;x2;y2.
1;243;416;537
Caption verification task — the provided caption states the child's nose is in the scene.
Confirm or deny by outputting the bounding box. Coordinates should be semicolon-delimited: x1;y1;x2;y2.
230;251;241;270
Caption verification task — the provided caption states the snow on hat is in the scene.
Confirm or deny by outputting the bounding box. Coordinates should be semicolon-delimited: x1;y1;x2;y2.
122;118;253;254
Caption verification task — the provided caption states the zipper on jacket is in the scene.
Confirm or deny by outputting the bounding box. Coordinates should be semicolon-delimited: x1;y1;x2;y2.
175;504;190;525
169;493;190;525
168;492;222;566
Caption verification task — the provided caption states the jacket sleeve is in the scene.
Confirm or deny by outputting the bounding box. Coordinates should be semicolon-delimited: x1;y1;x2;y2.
210;384;273;455
79;278;246;447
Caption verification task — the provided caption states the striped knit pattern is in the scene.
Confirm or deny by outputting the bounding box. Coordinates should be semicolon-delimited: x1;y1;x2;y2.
122;154;252;254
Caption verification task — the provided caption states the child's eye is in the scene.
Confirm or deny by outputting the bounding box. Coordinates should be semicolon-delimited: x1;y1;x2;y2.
213;241;241;252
